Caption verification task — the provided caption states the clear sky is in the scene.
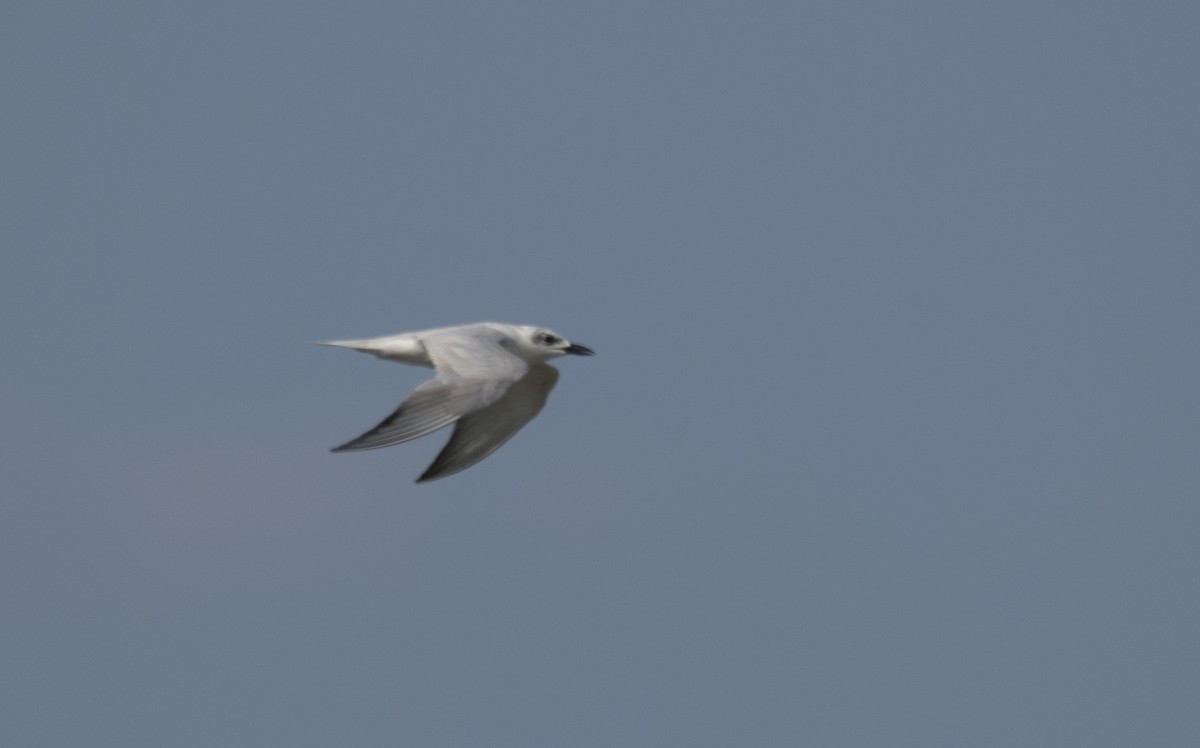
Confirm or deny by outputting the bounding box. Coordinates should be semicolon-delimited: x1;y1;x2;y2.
3;2;1198;746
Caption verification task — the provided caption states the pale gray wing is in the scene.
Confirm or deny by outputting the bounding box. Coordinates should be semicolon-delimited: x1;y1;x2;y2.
420;325;528;380
331;377;511;452
416;364;560;483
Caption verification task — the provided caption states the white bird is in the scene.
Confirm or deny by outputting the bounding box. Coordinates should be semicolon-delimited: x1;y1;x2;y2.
322;322;594;483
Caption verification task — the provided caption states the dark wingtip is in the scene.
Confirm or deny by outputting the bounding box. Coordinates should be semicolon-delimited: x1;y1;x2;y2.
330;437;364;452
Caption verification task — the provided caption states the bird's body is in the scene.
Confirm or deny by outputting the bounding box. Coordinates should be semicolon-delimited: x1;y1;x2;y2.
322;322;594;483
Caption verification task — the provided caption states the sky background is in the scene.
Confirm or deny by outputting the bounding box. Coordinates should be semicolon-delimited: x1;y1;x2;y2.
3;2;1199;746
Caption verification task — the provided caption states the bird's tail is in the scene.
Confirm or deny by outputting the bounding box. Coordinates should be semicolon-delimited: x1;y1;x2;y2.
318;338;378;353
317;333;430;365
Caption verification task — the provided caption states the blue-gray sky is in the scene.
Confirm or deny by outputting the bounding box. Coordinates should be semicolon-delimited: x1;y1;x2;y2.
4;2;1198;745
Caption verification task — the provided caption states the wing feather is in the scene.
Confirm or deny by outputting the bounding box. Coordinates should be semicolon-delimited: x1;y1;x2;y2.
416;364;560;482
331;377;509;452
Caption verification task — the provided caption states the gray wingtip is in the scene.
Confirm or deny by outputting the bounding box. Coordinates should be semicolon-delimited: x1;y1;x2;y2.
413;470;455;484
414;449;473;484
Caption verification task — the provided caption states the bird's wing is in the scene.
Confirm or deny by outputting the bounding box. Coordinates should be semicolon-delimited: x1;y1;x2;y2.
331;376;513;452
420;325;528;380
417;364;560;482
331;326;531;453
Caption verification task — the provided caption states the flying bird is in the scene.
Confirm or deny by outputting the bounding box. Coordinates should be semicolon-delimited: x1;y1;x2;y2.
322;322;594;483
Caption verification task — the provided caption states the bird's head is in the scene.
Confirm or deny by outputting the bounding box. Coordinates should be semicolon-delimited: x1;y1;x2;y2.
507;325;595;363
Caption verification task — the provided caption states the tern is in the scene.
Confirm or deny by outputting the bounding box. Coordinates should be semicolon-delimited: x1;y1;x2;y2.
323;322;594;483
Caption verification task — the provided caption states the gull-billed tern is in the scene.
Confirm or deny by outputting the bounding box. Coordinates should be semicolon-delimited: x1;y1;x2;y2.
322;322;594;483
